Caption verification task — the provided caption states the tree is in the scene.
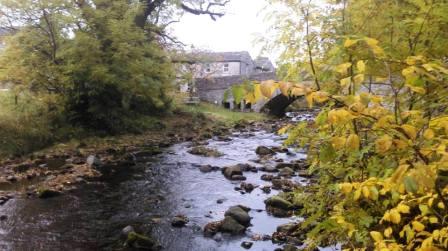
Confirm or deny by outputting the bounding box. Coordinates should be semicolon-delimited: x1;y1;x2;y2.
0;0;230;132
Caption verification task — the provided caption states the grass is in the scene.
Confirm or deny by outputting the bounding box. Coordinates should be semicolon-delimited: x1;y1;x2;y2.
179;102;268;125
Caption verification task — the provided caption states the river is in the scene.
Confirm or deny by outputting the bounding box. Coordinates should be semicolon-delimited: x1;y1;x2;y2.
0;116;340;251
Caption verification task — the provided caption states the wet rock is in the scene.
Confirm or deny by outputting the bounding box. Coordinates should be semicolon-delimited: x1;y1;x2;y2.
126;231;160;250
188;146;223;157
199;165;219;173
224;206;251;227
37;188;61;199
234;163;255;172
260;186;271;194
272;178;298;191
261;174;274;181
219;216;246;234
265;196;292;210
222;165;243;180
231;175;247;181
261;166;278;173
6;176;17;182
0;215;7;221
277;223;299;234
240;182;255;193
241;241;253;249
255;146;275;156
275;163;299;170
86;155;102;167
204;221;221;237
121;225;135;238
171;215;189;227
279;167;295;177
216;198;226;204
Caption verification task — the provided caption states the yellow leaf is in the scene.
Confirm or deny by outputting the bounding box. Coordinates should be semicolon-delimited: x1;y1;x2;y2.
438;202;445;209
340;77;351;88
306;93;314;108
277;125;291;135
279;82;292;96
354;189;361;201
429;217;438;224
390;164;409;183
335;63;352;75
332;136;346;150
365;37;379;46
313;91;329;103
401;124;417;140
290;86;306;96
357;60;366;73
339;183;353;194
344;39;358;48
370;231;383;242
397;204;410;214
384;227;393;238
423;129;435;140
260;80;278;98
375;135;393;154
393;139;409;150
412;221;425;232
346;134;360;151
362;186;370;199
390;209;401;224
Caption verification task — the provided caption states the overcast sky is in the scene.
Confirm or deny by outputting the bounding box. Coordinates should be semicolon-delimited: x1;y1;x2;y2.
170;0;272;60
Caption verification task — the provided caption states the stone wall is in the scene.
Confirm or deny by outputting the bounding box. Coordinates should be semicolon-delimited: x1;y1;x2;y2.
195;72;277;104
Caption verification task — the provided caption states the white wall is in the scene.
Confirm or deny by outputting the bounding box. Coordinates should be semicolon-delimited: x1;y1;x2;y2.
195;62;241;78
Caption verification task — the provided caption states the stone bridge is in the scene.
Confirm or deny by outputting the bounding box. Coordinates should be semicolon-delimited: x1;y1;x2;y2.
195;72;299;116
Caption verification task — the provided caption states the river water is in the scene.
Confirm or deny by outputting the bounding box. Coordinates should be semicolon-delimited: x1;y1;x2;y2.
0;120;339;251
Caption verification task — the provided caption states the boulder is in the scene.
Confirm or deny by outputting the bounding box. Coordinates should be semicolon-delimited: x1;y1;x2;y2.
222;165;243;179
126;231;160;250
255;146;275;156
86;155;102;168
204;221;221;237
240;182;255;193
279;167;295;177
199;165;219;173
171;215;189;227
224;206;251;227
188;146;223;157
261;174;274;181
219;216;246;234
265;196;292;210
241;241;253;249
37;188;61;199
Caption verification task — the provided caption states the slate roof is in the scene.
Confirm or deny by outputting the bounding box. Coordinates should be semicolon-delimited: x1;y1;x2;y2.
254;57;275;71
194;51;253;64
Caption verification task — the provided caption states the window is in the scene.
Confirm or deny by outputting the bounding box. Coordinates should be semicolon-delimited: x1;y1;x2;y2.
223;63;229;72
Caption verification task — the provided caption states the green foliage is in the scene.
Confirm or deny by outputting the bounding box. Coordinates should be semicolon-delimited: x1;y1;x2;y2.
0;0;174;133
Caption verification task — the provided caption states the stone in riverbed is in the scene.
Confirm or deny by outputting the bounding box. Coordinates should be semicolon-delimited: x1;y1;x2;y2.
171;215;189;227
199;165;219;173
204;221;222;237
255;146;275;156
240;182;255;193
224;206;251;227
231;175;247;181
222;165;243;180
261;166;278;173
261;174;274;181
37;188;61;199
241;241;253;249
265;196;292;210
188;146;223;157
219;216;246;234
126;231;161;250
86;155;102;168
279;167;295;177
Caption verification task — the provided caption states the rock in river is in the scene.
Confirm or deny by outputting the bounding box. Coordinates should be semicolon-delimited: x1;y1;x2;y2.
224;205;251;227
171;215;189;227
188;146;223;157
219;216;246;234
37;188;61;199
255;146;275;156
222;165;246;180
199;165;219;173
265;195;293;217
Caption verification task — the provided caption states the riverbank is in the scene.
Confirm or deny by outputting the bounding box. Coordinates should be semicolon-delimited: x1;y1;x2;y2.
0;105;269;201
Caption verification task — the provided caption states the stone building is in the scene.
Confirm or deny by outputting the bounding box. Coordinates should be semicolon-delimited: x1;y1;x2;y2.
178;51;277;109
